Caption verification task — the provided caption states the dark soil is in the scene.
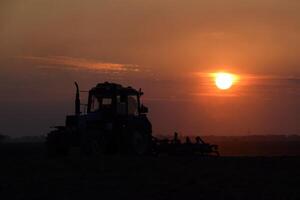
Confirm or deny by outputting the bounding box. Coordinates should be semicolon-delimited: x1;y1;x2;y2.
1;143;300;200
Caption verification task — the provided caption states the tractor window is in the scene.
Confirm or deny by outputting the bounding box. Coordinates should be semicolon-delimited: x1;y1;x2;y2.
90;96;100;112
128;95;138;116
117;95;126;115
100;97;112;110
101;98;112;106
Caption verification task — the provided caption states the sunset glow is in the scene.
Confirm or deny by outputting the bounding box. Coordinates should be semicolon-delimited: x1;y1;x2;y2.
2;0;300;137
215;73;236;90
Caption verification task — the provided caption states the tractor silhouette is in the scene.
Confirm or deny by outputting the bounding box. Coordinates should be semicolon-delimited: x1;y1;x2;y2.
46;82;219;156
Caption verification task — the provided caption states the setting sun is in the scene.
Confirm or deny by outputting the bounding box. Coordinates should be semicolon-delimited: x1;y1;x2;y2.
215;72;236;90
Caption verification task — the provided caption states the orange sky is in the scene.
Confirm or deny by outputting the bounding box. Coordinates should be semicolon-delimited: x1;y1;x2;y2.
1;0;300;136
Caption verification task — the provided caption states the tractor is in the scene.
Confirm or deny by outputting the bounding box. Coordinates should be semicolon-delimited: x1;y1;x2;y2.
46;82;219;156
46;82;152;156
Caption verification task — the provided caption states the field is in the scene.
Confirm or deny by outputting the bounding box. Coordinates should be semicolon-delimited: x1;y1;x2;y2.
1;142;300;200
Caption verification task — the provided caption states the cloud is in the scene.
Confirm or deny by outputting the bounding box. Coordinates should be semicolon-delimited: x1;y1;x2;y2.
195;71;300;84
17;56;140;72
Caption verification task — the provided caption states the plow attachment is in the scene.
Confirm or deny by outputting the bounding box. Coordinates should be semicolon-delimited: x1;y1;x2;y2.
152;132;220;156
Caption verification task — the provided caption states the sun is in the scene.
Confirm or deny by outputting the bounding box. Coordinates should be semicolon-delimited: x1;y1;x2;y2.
215;72;235;90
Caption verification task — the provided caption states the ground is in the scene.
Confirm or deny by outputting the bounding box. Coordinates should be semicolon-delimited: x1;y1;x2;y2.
1;143;300;200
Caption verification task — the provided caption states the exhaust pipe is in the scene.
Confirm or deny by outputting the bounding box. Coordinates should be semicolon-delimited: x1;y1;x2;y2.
74;82;80;115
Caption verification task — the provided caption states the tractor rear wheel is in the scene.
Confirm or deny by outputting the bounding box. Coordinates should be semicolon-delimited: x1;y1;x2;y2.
130;130;151;155
81;132;111;155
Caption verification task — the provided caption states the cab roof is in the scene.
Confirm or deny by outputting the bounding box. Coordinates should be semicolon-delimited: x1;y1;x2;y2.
89;82;142;96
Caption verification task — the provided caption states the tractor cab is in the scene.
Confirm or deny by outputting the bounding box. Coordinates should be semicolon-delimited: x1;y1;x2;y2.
86;82;148;118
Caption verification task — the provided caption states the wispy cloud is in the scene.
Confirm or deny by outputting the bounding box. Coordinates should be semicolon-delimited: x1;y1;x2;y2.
18;56;140;72
194;71;300;84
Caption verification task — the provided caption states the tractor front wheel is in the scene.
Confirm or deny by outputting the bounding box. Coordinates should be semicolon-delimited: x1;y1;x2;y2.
46;129;69;157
